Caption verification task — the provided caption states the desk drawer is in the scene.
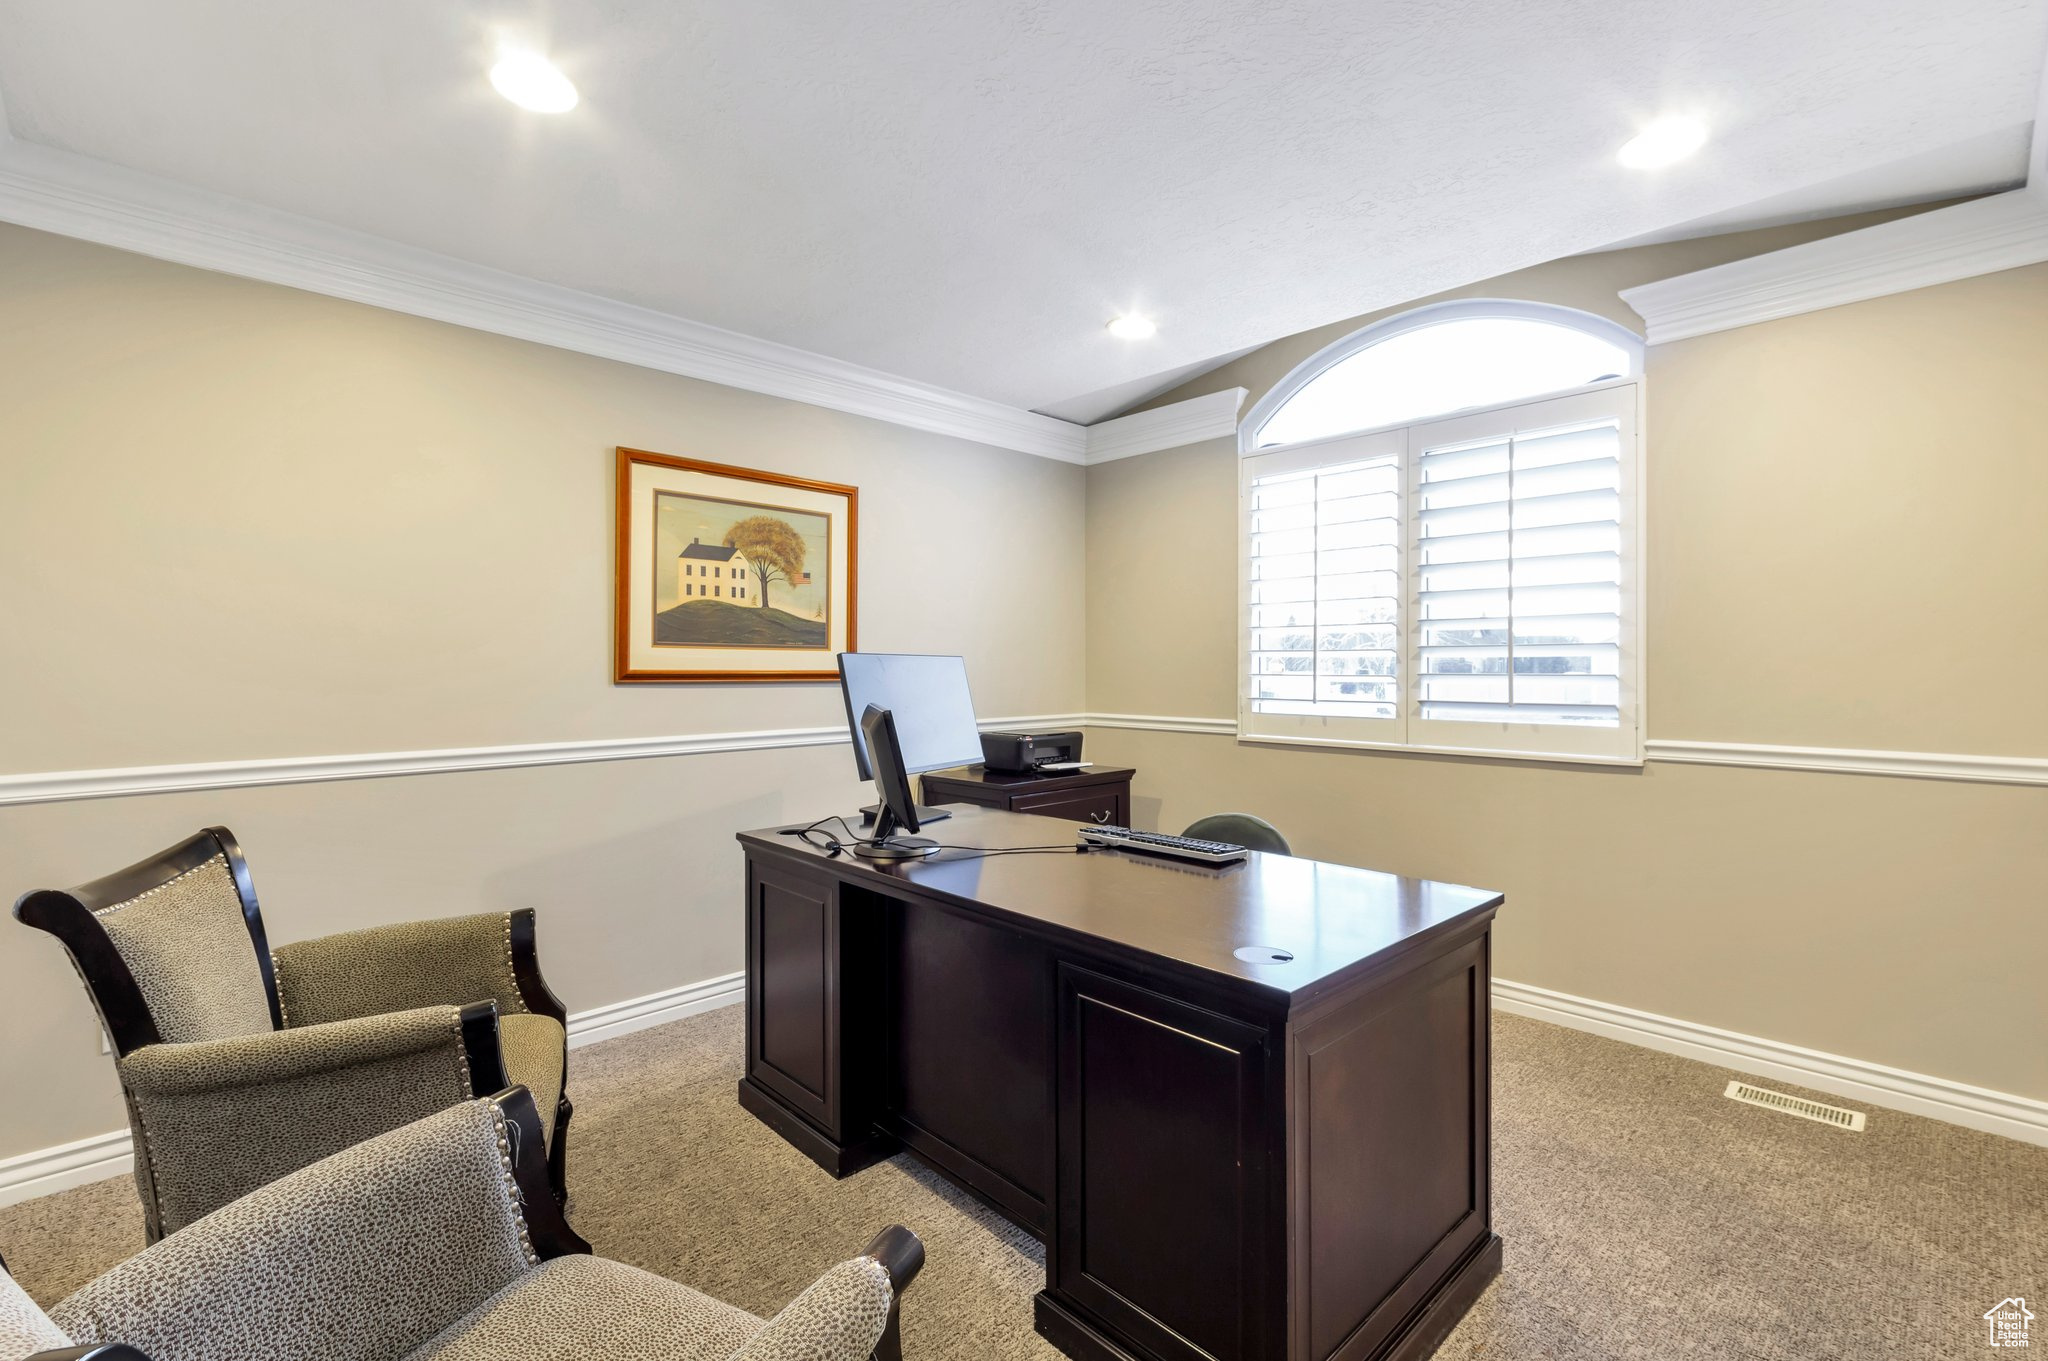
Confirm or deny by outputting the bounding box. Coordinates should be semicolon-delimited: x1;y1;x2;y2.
1010;786;1124;826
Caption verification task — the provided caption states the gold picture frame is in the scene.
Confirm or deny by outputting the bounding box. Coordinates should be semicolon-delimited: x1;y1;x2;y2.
613;447;857;682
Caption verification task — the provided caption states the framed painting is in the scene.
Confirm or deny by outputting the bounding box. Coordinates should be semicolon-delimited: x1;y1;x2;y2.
614;448;857;682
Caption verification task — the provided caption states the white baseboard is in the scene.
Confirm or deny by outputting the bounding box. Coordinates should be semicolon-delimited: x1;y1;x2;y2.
566;972;744;1050
8;973;2040;1206
0;1128;136;1207
1493;978;2048;1147
0;974;747;1208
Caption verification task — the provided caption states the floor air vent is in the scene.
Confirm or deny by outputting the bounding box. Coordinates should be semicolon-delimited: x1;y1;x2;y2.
1723;1080;1866;1131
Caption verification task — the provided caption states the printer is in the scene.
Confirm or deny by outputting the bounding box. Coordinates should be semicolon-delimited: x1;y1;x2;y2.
979;729;1084;774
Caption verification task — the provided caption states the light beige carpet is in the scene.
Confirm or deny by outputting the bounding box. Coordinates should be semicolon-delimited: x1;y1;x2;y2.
3;1006;2042;1360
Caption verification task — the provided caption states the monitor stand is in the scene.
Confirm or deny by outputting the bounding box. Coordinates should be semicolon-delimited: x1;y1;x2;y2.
848;835;939;862
861;801;951;825
850;803;940;861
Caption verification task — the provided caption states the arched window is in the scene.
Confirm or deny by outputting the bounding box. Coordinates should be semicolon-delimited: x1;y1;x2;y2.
1238;301;1643;763
1243;300;1641;451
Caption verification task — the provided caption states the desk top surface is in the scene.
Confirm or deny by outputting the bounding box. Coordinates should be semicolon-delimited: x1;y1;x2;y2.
738;807;1502;1004
918;764;1136;790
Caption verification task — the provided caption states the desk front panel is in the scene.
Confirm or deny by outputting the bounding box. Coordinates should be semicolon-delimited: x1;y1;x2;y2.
882;893;1054;1233
1290;928;1494;1361
1050;963;1284;1361
745;857;839;1130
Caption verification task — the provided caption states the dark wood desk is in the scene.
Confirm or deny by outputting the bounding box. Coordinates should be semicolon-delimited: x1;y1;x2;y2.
736;807;1503;1361
918;764;1135;827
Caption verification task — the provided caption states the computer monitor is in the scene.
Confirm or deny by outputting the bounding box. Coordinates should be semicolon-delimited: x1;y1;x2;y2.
836;653;984;779
849;704;938;861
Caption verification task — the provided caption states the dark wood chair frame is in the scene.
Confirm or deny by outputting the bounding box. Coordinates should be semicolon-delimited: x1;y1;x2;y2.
16;1085;922;1361
12;826;575;1200
494;1085;923;1361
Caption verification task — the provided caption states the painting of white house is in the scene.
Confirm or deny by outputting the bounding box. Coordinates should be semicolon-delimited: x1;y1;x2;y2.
652;492;831;647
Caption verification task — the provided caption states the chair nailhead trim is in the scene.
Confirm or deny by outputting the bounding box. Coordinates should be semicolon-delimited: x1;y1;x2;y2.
454;1012;474;1100
271;952;293;1028
499;914;526;1014
487;1103;539;1266
93;857;218;917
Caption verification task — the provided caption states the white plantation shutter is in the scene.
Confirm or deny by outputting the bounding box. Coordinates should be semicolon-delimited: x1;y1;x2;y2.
1247;470;1402;713
1243;429;1405;745
1241;383;1639;761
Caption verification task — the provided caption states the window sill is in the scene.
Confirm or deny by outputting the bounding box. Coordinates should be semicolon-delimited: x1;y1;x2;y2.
1236;730;1645;769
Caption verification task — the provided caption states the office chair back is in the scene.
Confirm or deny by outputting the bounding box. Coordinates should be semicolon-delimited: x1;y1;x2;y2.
1182;813;1291;856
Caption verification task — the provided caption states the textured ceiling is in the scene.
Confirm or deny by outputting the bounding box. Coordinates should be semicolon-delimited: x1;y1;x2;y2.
0;1;2043;416
1607;121;2034;249
1034;345;1263;425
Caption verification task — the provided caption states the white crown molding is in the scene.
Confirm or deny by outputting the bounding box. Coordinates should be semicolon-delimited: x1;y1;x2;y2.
1493;978;2048;1147
2031;54;2048;188
0;713;1085;807
1644;739;2048;786
1620;186;2048;345
0;137;1088;464
0;973;748;1206
1082;388;1248;464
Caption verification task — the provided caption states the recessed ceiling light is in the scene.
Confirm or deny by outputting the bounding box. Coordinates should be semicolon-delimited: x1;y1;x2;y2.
490;52;579;113
1107;314;1156;340
1617;115;1708;169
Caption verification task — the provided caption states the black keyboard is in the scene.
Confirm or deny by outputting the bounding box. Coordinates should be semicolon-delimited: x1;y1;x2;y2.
1077;825;1249;864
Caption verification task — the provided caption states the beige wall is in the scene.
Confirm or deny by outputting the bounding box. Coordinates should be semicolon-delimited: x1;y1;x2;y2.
0;223;1086;1158
4;205;2043;1165
1088;231;2048;1101
1649;269;2048;753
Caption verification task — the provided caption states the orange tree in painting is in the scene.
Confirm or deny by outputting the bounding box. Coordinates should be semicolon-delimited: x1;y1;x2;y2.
724;515;807;609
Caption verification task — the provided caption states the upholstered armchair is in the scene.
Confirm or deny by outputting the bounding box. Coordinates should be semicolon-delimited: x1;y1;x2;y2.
12;826;571;1241
0;1089;924;1361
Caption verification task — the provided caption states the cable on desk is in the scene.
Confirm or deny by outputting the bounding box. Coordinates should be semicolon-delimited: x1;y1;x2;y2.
778;816;1079;860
